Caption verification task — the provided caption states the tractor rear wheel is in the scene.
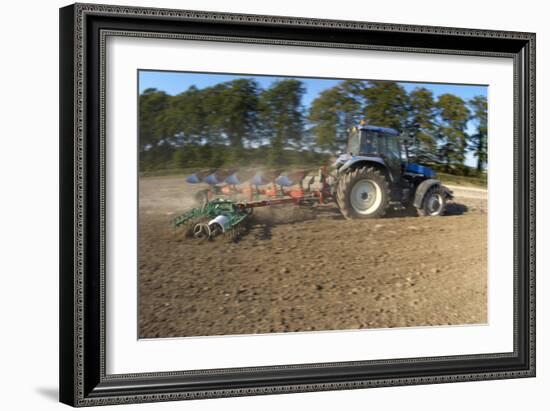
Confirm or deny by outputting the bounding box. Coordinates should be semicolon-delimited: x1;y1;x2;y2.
418;185;446;216
336;166;390;219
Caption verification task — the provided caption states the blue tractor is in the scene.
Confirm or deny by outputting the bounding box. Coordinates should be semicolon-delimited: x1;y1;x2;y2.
333;122;453;219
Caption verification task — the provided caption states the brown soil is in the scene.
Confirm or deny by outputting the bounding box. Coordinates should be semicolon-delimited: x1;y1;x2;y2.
138;175;487;338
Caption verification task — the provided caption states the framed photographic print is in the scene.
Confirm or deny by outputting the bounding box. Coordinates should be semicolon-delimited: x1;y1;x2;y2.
59;3;536;407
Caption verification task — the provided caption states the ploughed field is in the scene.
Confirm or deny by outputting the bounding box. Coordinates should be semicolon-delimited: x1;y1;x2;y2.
138;175;487;338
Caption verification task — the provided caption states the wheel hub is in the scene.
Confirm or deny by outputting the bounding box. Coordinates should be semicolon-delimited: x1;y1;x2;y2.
350;179;382;215
426;193;444;215
193;222;211;239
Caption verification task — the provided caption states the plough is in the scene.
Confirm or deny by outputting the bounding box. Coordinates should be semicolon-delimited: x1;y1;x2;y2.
188;168;331;205
172;167;332;241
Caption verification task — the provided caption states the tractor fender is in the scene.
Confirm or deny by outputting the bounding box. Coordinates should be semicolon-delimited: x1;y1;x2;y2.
413;179;442;209
339;156;391;181
339;156;387;173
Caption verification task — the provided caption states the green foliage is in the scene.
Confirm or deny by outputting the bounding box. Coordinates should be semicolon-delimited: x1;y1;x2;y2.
407;87;437;163
437;171;487;187
138;77;487;177
468;95;488;172
139;88;170;150
308;81;362;150
436;94;470;173
361;81;410;131
219;79;259;145
257;80;306;165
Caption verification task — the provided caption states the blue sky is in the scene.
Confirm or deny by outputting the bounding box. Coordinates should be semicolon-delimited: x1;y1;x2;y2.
139;70;487;166
139;70;487;105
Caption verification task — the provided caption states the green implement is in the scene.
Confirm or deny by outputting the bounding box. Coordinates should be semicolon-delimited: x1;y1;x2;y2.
172;198;252;240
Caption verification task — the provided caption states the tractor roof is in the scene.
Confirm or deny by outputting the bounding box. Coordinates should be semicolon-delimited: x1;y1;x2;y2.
358;125;400;136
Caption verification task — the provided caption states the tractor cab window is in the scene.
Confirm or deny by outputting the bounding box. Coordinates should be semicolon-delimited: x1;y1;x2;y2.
358;130;377;155
385;134;401;160
347;128;361;155
361;130;401;159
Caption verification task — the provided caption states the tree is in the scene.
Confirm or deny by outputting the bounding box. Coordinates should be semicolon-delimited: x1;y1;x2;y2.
218;79;260;163
436;93;470;173
139;88;170;149
338;80;368;128
468;95;488;173
361;81;409;131
406;87;438;163
308;81;363;150
199;83;231;146
159;85;205;147
258;80;306;165
138;88;171;170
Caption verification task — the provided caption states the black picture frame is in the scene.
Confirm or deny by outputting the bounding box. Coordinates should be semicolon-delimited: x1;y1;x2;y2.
59;3;536;407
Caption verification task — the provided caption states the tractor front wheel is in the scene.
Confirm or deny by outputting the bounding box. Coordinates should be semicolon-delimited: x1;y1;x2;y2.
418;185;446;216
336;166;390;219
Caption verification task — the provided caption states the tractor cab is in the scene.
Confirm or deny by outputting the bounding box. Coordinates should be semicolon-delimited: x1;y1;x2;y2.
344;124;403;181
346;124;401;158
341;122;436;182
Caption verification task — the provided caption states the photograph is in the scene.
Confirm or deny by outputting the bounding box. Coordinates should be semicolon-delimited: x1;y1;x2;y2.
137;71;489;339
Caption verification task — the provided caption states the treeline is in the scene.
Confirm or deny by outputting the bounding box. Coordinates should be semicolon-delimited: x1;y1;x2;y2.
139;79;487;175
